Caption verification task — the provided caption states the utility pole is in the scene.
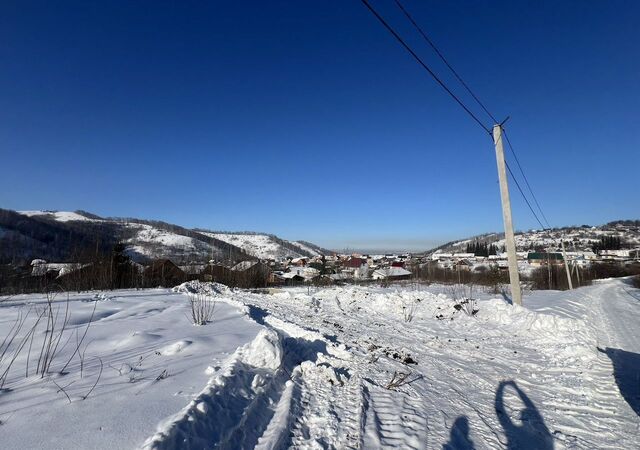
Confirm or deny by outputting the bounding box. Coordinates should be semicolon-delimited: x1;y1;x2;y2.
560;238;573;290
493;124;522;306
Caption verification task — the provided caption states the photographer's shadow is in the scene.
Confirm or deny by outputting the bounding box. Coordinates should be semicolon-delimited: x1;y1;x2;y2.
494;380;553;449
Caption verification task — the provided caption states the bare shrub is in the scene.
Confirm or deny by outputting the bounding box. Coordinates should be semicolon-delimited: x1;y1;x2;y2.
385;370;411;390
36;287;71;377
0;308;43;389
81;357;103;400
402;298;421;322
1;285;99;396
448;283;479;317
188;292;216;325
456;298;478;316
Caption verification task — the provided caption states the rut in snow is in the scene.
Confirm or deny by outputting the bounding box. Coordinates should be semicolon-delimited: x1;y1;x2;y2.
144;283;360;450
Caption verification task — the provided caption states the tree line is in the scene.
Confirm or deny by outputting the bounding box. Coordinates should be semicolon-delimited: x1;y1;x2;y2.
592;235;624;252
465;241;500;257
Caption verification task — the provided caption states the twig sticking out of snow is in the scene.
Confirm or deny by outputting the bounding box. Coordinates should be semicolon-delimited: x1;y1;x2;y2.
385;370;411;390
82;357;103;400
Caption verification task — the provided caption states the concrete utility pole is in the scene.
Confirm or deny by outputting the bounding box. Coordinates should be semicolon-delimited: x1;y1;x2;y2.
493;124;522;306
560;238;573;290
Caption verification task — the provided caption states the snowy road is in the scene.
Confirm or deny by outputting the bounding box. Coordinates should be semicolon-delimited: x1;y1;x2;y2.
592;279;640;352
147;279;640;449
589;280;640;423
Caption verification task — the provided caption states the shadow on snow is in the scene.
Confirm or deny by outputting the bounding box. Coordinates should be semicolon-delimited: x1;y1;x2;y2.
599;347;640;416
444;380;553;449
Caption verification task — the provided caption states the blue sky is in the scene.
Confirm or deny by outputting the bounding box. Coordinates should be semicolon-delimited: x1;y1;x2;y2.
1;1;638;251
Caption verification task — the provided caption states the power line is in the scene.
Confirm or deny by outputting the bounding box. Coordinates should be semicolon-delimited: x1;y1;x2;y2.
505;161;547;230
392;0;498;124
494;131;548;230
493;126;547;231
502;129;552;228
359;0;492;135
390;1;551;230
361;0;550;231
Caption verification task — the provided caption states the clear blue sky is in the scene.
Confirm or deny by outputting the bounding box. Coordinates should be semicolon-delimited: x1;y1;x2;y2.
1;1;638;251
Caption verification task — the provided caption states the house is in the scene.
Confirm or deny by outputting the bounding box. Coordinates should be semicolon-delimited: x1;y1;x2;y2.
267;271;286;285
600;250;633;260
342;257;367;269
231;260;271;287
431;252;454;261
231;260;261;272
371;267;412;280
201;264;233;282
454;259;472;271
453;253;475;259
179;263;206;276
329;272;352;282
280;272;305;285
285;267;320;281
290;257;308;267
527;252;564;266
30;259;83;278
143;259;186;287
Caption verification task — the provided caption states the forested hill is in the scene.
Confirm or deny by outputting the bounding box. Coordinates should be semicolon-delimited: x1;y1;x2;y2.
0;208;330;265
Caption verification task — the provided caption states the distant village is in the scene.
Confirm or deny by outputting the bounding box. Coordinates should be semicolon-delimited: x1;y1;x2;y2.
17;241;640;294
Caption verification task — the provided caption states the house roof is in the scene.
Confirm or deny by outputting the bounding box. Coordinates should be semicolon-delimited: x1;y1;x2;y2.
231;260;260;271
373;267;412;278
527;252;563;261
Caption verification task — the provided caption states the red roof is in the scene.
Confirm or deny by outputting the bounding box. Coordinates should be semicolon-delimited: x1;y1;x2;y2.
342;257;366;268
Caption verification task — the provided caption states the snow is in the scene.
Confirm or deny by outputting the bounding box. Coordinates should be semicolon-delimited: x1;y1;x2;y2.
19;210;97;222
1;279;639;448
30;262;84;277
372;266;412;279
290;241;323;257
0;288;261;449
201;232;310;260
125;223;205;260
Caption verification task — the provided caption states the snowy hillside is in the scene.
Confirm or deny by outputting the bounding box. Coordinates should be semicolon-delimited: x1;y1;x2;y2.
1;279;638;448
1;209;327;263
9;211;251;263
289;240;326;257
199;232;328;260
122;222;216;262
433;220;640;253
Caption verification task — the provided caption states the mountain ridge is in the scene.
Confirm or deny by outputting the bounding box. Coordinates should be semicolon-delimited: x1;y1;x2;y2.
0;208;331;264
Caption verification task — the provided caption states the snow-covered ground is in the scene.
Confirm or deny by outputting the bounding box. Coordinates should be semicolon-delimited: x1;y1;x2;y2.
1;279;638;449
0;288;262;449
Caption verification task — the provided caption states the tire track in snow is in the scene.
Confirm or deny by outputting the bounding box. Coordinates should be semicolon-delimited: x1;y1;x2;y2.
361;381;428;449
141;329;293;450
143;284;364;450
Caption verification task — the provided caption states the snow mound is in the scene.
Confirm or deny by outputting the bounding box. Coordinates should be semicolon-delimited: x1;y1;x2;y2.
172;280;230;296
240;329;283;370
478;298;598;364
